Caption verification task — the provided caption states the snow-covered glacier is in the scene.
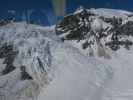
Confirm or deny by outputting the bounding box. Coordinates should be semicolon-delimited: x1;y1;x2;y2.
0;8;133;100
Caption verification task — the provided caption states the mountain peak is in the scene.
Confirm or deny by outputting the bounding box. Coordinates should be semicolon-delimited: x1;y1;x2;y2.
56;8;133;58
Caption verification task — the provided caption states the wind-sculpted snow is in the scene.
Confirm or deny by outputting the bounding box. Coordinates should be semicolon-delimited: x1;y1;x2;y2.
0;22;113;100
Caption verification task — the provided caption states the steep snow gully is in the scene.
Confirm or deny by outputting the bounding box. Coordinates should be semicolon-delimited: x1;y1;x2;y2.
0;8;133;100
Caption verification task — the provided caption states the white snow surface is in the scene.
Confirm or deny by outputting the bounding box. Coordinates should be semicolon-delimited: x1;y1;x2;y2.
0;8;133;100
90;8;133;18
0;22;113;100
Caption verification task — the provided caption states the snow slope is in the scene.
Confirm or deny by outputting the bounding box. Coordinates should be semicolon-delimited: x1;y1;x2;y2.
0;22;113;100
38;44;113;100
100;48;133;100
91;8;132;18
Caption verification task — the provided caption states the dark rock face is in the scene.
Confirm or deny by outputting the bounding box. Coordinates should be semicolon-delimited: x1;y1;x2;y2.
119;21;133;36
105;17;133;51
0;43;18;75
56;8;92;41
20;66;33;80
0;42;46;81
0;18;15;26
56;8;133;52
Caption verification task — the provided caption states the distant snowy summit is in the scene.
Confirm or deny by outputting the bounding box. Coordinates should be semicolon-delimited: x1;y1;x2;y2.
56;7;133;58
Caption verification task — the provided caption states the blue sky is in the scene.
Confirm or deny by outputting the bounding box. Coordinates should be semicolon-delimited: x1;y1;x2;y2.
1;0;133;11
0;0;133;25
67;0;133;13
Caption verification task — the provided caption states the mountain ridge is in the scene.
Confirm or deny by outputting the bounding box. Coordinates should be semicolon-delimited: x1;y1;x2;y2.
0;7;133;100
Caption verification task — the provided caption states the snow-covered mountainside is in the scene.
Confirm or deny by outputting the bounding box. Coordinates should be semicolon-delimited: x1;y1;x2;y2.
0;8;133;100
0;22;113;100
55;8;133;100
56;7;133;58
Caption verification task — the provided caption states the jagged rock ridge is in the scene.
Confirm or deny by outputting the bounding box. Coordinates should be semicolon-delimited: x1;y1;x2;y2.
56;7;133;57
